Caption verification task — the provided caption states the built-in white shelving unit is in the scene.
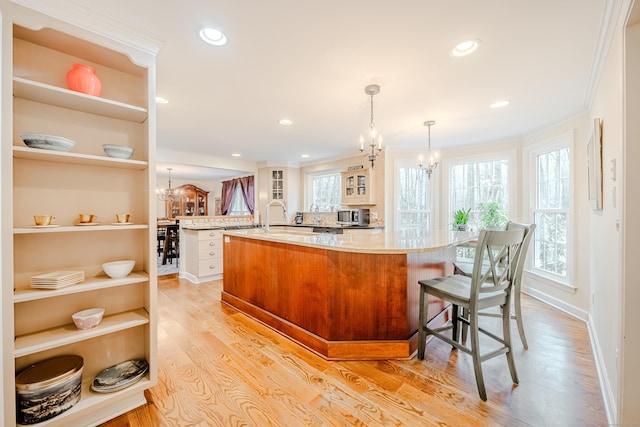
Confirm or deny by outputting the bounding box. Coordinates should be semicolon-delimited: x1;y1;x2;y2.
1;4;159;426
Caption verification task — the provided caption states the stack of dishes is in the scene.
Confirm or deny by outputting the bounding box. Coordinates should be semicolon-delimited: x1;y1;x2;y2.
30;271;84;289
91;359;148;393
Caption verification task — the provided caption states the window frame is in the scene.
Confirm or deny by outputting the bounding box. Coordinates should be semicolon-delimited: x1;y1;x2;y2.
394;157;433;231
305;168;342;212
525;131;574;289
441;148;518;232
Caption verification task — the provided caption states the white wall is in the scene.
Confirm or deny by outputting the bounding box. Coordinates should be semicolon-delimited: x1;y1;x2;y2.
588;16;624;421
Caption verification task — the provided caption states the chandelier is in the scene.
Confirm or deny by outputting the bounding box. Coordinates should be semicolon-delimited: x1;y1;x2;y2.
418;120;439;179
156;167;182;201
359;84;383;168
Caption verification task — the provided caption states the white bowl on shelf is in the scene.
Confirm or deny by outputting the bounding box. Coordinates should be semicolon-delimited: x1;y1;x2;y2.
72;308;105;330
21;133;77;152
102;260;135;278
102;144;134;159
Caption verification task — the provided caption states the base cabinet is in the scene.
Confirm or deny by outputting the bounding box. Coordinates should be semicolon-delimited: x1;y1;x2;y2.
183;229;224;283
2;6;159;426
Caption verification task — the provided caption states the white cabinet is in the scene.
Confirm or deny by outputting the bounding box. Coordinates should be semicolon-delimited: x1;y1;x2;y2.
183;229;224;283
1;9;158;427
271;169;285;201
341;168;375;205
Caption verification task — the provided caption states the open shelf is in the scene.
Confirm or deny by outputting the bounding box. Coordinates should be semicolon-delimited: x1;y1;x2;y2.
16;377;150;427
14;224;149;234
13;146;148;169
14;308;149;357
13;77;147;122
14;272;149;303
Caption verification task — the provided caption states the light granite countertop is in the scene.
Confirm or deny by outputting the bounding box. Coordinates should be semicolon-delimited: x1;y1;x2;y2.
222;228;477;254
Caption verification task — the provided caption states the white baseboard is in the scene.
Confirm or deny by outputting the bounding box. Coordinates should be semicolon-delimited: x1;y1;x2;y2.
522;285;589;321
587;316;617;425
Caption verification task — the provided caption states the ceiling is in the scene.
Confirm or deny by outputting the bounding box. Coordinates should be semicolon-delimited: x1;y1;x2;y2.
66;1;608;174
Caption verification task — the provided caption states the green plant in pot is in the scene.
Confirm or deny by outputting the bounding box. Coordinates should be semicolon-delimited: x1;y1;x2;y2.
477;201;508;230
452;208;471;231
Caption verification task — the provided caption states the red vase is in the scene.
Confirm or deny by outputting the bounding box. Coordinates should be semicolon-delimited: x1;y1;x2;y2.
66;63;102;96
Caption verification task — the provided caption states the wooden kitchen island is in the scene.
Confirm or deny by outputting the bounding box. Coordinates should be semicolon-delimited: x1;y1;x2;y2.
222;229;475;360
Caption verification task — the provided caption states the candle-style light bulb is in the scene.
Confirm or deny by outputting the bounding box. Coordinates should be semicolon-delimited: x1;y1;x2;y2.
418;155;424;167
359;135;365;151
377;135;383;150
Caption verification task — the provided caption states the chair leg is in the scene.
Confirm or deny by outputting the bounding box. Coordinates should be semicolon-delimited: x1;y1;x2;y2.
451;304;459;344
469;309;487;401
417;285;428;360
513;288;528;348
503;296;519;385
461;307;468;344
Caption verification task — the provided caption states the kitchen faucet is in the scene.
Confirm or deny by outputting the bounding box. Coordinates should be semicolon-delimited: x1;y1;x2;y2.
309;203;319;212
264;200;289;233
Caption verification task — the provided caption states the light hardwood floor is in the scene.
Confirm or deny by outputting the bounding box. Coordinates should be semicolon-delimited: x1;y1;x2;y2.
101;275;607;426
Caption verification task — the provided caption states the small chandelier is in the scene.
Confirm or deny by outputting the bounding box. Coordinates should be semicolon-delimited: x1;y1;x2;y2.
156;167;182;201
418;120;439;179
359;84;383;168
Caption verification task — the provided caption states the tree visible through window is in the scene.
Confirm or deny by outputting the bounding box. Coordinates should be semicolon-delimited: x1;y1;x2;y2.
450;159;509;229
533;147;570;277
397;166;429;231
310;172;341;212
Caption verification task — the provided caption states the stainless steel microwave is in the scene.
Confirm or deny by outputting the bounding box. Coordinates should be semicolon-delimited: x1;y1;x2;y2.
337;208;370;226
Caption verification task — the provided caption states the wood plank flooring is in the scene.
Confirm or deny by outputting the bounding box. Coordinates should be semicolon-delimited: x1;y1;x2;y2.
101;275;607;426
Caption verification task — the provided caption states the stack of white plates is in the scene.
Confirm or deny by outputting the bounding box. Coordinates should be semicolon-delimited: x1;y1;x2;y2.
91;359;149;393
30;271;85;289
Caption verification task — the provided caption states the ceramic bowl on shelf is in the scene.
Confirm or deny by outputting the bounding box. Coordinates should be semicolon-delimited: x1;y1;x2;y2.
21;133;77;152
102;144;134;159
102;260;135;279
72;308;105;330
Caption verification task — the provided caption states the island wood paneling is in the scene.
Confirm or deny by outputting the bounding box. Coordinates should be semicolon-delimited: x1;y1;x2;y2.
222;235;457;360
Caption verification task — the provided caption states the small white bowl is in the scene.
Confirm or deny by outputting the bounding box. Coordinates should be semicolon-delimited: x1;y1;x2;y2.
102;260;135;279
72;308;105;330
102;144;134;159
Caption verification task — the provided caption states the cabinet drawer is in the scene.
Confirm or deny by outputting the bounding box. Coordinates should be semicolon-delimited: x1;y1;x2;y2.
199;247;223;260
198;230;223;240
198;239;222;252
198;258;223;276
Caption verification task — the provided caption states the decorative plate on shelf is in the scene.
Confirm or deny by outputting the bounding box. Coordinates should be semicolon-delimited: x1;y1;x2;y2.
91;359;148;393
20;133;77;152
110;222;134;226
76;222;100;226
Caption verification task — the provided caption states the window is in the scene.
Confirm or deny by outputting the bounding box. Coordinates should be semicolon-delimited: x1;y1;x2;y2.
227;185;251;215
450;158;509;229
533;147;570;278
308;171;341;211
397;166;430;231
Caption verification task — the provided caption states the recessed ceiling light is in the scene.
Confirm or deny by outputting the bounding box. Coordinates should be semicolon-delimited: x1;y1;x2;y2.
199;27;228;46
489;100;510;109
451;39;480;57
231;153;241;157
301;154;310;158
155;96;169;104
278;119;293;126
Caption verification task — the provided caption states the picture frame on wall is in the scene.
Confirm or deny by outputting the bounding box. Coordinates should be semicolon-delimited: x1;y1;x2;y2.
587;117;603;210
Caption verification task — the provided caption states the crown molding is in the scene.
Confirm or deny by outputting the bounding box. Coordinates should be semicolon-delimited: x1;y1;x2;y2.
10;0;163;56
584;0;628;109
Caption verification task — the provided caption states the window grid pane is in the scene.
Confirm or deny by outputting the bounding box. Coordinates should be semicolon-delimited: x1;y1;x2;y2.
450;159;509;228
310;173;341;212
533;147;569;277
398;167;429;230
